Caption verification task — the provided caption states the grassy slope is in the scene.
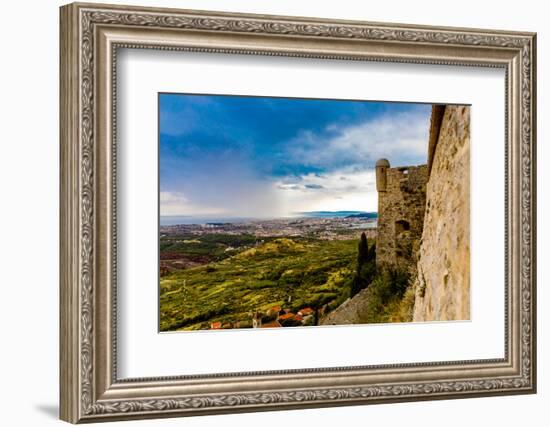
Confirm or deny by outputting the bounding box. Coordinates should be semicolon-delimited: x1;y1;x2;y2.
160;237;357;331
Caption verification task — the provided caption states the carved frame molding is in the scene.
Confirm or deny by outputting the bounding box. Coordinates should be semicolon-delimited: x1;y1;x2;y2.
60;2;536;423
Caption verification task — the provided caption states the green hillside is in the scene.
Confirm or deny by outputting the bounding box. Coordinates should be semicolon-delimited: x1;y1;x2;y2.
160;237;357;331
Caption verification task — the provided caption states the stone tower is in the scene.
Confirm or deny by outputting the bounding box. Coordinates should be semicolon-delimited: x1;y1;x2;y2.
375;159;428;268
375;158;390;192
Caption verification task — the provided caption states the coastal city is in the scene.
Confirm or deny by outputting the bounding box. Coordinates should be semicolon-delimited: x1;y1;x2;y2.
160;214;377;241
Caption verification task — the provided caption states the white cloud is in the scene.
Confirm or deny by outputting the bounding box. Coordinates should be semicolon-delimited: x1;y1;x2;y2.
287;109;430;169
161;167;379;218
160;108;429;218
274;168;378;214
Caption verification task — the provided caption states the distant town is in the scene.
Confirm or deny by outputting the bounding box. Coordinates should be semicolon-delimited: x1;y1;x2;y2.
160;213;377;241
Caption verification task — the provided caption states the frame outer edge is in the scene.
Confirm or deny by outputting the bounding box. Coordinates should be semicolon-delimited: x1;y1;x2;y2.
60;2;537;422
68;1;537;37
60;3;81;424
529;33;537;393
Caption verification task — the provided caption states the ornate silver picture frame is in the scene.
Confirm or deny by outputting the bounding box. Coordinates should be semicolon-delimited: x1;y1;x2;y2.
60;2;536;423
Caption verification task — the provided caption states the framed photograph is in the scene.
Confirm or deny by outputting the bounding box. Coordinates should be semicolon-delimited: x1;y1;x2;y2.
60;2;537;423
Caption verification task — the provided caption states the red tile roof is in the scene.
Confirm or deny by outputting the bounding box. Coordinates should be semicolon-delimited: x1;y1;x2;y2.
261;320;282;328
298;307;314;316
279;313;295;321
210;322;222;329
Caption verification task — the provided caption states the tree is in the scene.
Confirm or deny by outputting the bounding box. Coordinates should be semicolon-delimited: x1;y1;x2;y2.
359;258;377;284
350;233;377;298
350;275;362;298
367;242;376;262
357;232;369;273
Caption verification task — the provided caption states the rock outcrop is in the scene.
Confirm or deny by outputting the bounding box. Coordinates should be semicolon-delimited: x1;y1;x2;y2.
320;288;371;326
412;105;470;321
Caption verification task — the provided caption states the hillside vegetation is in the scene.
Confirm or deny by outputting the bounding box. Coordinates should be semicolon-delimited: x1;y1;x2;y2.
160;237;358;331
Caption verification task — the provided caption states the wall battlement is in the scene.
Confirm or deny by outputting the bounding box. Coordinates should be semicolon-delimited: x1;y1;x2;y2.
375;161;428;268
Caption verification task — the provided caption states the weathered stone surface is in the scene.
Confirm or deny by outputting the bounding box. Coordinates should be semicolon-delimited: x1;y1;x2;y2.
413;105;470;321
320;288;370;325
376;163;428;270
320;105;469;325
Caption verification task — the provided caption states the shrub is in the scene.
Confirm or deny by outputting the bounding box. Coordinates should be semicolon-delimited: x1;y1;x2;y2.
358;266;411;324
388;285;416;323
302;315;315;326
261;312;278;323
280;317;302;327
247;280;278;289
350;275;362;298
264;267;284;281
302;270;328;287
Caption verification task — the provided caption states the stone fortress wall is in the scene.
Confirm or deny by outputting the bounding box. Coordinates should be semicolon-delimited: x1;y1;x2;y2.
375;160;428;270
413;105;470;321
320;105;470;325
376;104;470;321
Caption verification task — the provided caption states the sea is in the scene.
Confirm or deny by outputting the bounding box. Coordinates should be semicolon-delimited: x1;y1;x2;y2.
160;211;377;226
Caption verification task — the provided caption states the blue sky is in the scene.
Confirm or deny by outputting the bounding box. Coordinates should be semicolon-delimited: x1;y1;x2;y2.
159;93;431;218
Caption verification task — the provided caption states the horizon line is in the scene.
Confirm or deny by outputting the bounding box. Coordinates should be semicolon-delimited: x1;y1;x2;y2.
160;210;378;218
